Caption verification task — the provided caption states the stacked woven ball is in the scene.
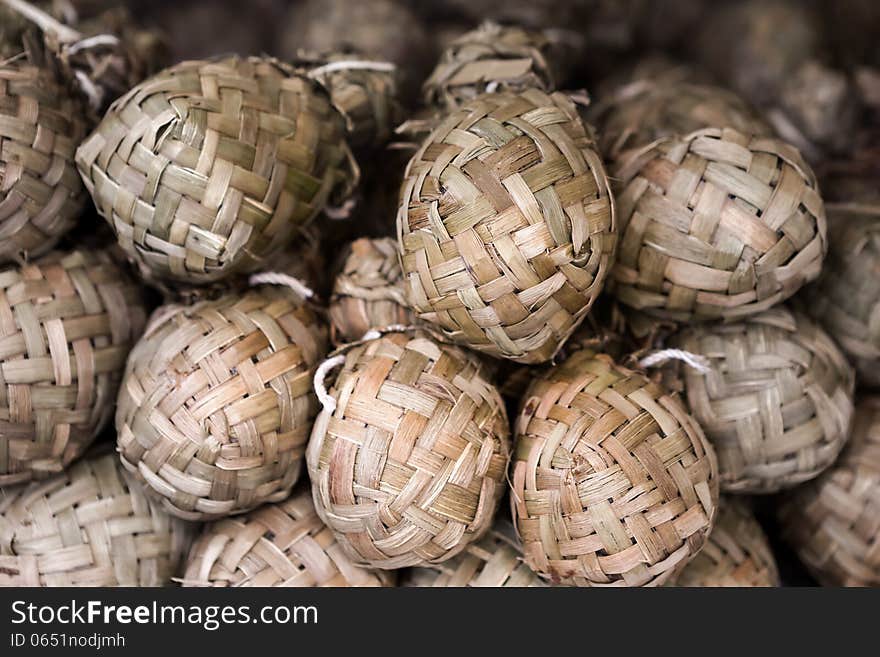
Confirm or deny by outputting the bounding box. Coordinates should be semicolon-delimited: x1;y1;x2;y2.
2;0;880;588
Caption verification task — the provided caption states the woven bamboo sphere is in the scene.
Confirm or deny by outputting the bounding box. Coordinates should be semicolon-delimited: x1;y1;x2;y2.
116;285;328;521
329;237;413;344
307;331;510;568
0;63;87;263
611;127;826;321
401;520;545;587
181;488;392;587
805;202;880;387
674;307;854;493
673;498;779;587
0;450;194;586
398;89;617;364
779;396;880;586
75;57;353;285
510;349;719;586
0;250;147;487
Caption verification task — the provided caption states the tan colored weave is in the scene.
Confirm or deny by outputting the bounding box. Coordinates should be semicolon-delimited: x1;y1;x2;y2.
806;202;880;387
780;396;880;586
307;331;510;568
75;57;353;285
0;249;146;487
511;349;718;586
674;498;779;587
329;238;413;344
116;285;328;521
0;450;194;586
0;63;87;263
181;488;391;587
398;89;616;364
611;127;826;321
674;307;854;493
402;520;545;587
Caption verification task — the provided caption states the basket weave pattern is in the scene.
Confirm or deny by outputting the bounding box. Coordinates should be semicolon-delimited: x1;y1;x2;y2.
511;349;718;586
75;57;351;284
0;450;193;586
116;286;327;520
0;250;146;487
398;89;616;364
307;332;510;568
0;64;87;263
611;127;826;321
675;308;854;493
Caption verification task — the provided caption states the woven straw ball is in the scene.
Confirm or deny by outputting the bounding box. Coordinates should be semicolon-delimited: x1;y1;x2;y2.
329;237;413;344
0;63;87;263
402;520;544;587
611;127;826;321
0;450;194;586
805;202;880;387
116;285;328;521
75;57;353;286
398;89;616;364
511;349;719;586
779;396;880;586
673;498;779;587
307;331;510;569
0;250;147;487
674;307;854;493
181;488;391;587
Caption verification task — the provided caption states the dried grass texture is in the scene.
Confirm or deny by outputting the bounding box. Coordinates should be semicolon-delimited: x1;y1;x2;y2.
780;396;880;586
0;63;87;263
674;308;854;493
181;488;391;587
0;250;147;487
511;349;718;586
611;127;826;321
116;286;328;521
398;89;616;364
307;331;510;568
0;450;194;586
75;57;353;285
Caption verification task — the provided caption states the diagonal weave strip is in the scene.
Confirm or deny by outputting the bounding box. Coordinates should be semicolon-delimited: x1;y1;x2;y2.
0;249;147;487
0;63;87;263
181;487;392;587
398;89;616;364
75;57;352;285
307;331;510;569
0;449;194;586
511;349;718;587
673;307;854;493
611;127;826;321
779;395;880;586
673;498;779;587
116;286;328;521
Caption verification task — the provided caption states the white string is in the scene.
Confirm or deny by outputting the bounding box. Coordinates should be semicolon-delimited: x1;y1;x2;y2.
307;60;396;78
360;324;412;341
248;272;315;300
67;34;119;54
638;349;712;373
313;355;346;414
323;198;357;220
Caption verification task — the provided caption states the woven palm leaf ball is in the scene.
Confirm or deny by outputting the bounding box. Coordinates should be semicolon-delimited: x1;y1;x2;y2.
307;331;510;569
779;396;880;586
510;349;719;586
116;285;328;521
398;89;616;364
181;488;391;587
0;62;87;263
0;450;194;586
329;237;413;344
673;308;854;493
401;520;544;587
0;250;147;487
75;56;354;286
673;499;779;587
610;127;826;322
